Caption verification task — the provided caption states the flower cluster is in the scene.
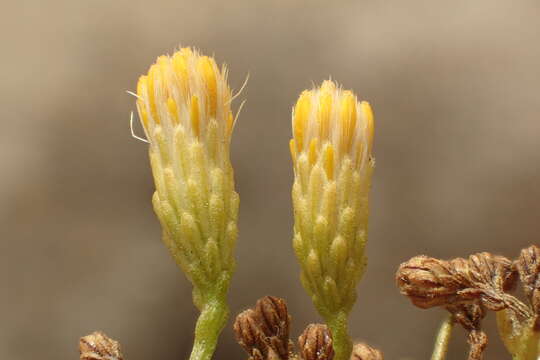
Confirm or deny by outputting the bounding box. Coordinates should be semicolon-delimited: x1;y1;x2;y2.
290;80;374;317
290;80;375;360
136;48;239;307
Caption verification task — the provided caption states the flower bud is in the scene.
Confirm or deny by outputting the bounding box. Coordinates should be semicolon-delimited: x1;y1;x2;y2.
135;48;239;307
290;80;374;317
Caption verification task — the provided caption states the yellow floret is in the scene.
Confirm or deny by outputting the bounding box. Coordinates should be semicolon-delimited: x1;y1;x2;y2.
293;90;312;151
197;56;218;118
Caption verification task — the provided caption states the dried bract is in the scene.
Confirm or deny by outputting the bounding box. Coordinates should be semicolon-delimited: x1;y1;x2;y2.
298;324;334;360
515;245;540;314
79;331;124;360
452;253;523;313
467;252;517;292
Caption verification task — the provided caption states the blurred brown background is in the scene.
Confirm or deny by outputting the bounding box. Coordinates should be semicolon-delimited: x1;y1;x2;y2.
2;1;539;359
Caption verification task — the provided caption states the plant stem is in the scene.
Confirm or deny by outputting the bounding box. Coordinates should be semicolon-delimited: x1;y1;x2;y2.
431;315;454;360
327;311;353;360
189;295;229;360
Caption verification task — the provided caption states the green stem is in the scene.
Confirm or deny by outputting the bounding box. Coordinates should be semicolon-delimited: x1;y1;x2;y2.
188;295;229;360
431;315;454;360
327;311;353;360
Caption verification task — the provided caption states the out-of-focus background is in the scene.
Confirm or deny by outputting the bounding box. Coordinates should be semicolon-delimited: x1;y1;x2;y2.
2;1;539;359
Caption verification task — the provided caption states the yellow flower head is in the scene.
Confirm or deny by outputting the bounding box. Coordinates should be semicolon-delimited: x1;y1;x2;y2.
290;80;374;318
136;47;234;151
135;48;239;308
290;80;373;177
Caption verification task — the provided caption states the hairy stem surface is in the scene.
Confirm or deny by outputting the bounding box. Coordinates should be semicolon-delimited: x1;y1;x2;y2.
189;295;229;360
327;311;353;360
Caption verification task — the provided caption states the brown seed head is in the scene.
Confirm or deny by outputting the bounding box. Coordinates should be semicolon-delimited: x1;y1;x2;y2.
234;309;267;358
515;245;540;314
234;296;292;360
79;331;123;360
350;343;383;360
298;324;334;360
256;296;291;358
396;253;524;314
396;255;461;308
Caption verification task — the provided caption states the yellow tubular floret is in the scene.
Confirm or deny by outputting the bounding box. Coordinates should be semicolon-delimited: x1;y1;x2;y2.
293;91;312;151
146;64;161;124
317;88;333;143
191;96;200;138
289;139;297;164
197;56;218;118
172;51;190;96
339;91;357;155
361;101;374;153
308;138;318;165
167;97;179;124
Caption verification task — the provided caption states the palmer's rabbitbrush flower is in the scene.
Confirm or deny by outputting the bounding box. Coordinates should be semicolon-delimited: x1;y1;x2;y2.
290;80;374;360
135;48;239;360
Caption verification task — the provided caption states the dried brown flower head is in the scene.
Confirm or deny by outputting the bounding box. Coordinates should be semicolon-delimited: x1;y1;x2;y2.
515;245;540;314
350;343;383;360
234;296;292;360
298;324;334;360
79;331;124;360
235;309;267;360
396;255;460;308
396;252;527;315
397;249;539;360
